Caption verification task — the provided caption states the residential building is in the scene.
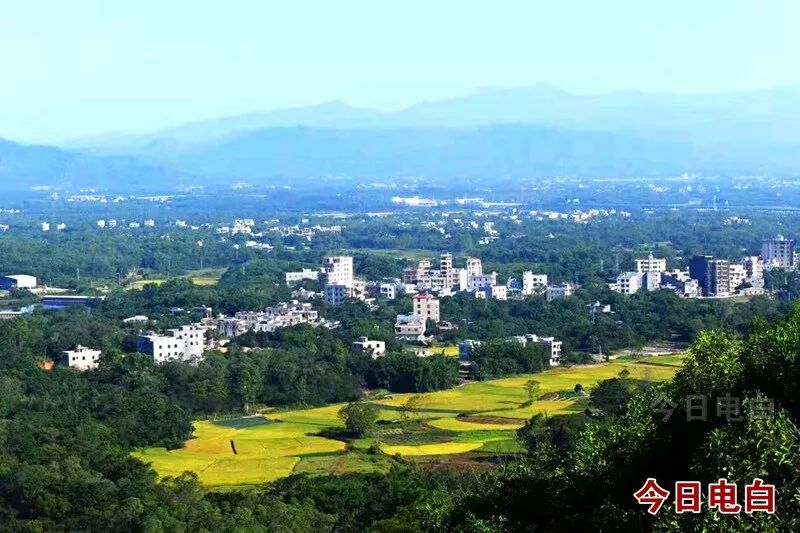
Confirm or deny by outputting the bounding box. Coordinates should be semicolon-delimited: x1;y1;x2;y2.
689;255;714;296
136;333;189;364
403;260;431;284
691;255;733;296
729;264;747;291
761;236;795;270
522;272;547;295
378;282;397;300
324;283;349;305
322;256;354;285
742;256;764;281
285;268;320;286
412;293;440;322
218;300;323;336
635;254;667;273
511;334;563;366
489;285;508;300
440;253;455;289
611;272;643;295
394;314;426;341
468;273;497;292
546;283;575;301
466;257;483;277
167;324;208;359
0;274;37;290
351;336;386;358
62;345;102;371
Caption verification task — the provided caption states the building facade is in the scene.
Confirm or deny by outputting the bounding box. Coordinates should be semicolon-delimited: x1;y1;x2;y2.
412;293;440;322
351;336;387;358
62;345;102;371
761;237;795;270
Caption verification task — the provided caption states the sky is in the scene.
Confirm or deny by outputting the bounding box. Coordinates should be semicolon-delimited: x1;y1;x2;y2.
0;0;797;142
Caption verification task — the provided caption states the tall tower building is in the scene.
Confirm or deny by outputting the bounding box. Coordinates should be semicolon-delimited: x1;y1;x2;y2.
440;253;454;289
761;237;795;270
323;256;354;285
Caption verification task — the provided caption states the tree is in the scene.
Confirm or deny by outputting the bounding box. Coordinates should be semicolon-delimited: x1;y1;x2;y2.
588;378;630;417
401;394;425;426
339;402;380;436
523;379;541;404
230;352;262;413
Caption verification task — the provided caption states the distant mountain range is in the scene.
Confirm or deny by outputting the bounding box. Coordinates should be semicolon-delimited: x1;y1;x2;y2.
3;86;800;190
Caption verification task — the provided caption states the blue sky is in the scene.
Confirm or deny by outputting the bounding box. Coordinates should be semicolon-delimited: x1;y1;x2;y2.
0;0;797;142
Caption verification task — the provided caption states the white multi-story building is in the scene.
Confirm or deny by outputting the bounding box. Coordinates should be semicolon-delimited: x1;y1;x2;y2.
440;253;455;289
351;336;387;358
510;334;562;366
522;272;548;295
742;256;764;281
546;283;575;302
378;282;397;300
489;285;508;300
635;254;667;273
218;301;323;336
136;333;189;364
62;345;102;371
167;324;208;360
468;273;497;292
285;268;320;286
466;257;483;277
323;256;354;285
611;272;642;295
413;293;440;322
729;264;747;290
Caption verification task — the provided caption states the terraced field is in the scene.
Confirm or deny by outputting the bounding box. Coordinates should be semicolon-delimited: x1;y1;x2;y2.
134;355;684;488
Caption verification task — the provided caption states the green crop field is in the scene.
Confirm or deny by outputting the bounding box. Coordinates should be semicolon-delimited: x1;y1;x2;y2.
134;355;684;488
128;269;223;290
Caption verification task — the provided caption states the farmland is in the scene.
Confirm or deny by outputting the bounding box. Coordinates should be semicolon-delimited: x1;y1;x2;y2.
127;269;224;290
134;355;684;488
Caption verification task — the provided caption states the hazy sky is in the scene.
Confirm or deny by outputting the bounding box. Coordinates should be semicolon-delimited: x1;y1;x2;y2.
1;0;797;142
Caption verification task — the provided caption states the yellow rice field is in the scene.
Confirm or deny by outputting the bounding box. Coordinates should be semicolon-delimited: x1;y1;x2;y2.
135;356;684;487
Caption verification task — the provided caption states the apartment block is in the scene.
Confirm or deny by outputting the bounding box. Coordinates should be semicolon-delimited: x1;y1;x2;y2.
761;237;795;270
635;254;667;273
522;271;548;295
412;293;440;322
546;283;575;301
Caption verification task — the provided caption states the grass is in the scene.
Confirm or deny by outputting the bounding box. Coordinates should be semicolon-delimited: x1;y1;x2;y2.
127;269;224;290
134;356;684;488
